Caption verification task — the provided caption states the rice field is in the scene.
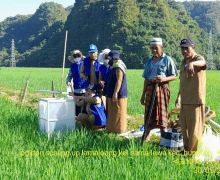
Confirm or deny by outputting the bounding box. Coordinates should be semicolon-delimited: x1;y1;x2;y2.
0;67;220;179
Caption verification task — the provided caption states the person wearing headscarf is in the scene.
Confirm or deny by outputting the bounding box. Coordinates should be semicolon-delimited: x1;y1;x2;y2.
98;49;111;95
66;50;88;115
97;49;111;108
175;38;206;152
106;50;128;133
140;38;178;141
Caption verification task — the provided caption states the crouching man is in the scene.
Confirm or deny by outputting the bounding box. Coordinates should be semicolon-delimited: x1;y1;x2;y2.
71;84;107;130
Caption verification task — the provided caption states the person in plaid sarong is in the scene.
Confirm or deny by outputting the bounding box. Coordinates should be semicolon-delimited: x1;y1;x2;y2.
140;38;178;141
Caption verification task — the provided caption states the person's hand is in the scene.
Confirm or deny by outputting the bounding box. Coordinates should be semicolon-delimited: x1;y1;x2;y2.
155;76;165;83
175;97;181;108
68;92;74;97
186;62;194;77
140;94;145;105
75;96;84;103
68;56;72;61
82;75;88;81
112;92;118;101
99;81;105;87
67;82;72;86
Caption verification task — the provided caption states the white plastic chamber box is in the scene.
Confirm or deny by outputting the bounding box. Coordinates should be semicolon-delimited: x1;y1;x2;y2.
38;98;75;134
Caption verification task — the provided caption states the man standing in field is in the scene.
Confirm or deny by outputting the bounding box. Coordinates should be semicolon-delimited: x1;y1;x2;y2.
140;38;178;141
80;44;100;88
175;38;206;152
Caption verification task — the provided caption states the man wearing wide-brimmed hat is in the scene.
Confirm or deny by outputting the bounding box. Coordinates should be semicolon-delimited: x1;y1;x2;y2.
141;37;178;141
175;38;206;152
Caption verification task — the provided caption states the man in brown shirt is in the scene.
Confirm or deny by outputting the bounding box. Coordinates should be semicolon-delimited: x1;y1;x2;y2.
80;44;100;87
176;39;206;152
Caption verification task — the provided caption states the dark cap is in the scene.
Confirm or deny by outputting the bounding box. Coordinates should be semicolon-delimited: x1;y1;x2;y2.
108;50;120;60
180;39;195;47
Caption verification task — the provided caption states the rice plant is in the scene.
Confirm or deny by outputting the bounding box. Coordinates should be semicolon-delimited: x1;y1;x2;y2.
0;68;220;179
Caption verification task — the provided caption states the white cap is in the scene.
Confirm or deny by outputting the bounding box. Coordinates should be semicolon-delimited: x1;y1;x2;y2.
102;48;111;54
150;38;163;46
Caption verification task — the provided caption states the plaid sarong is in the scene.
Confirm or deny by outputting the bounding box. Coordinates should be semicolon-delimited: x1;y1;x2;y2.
144;82;170;129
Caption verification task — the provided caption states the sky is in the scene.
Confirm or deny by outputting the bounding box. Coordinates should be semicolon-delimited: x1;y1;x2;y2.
0;0;75;22
0;0;219;22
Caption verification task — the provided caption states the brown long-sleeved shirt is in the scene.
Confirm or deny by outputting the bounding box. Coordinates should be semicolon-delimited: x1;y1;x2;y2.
180;54;206;105
80;60;98;84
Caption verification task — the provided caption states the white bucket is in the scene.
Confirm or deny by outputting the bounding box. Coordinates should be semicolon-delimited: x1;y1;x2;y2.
38;98;75;134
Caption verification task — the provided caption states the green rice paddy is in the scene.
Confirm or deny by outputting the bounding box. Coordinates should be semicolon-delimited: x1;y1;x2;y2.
0;68;220;179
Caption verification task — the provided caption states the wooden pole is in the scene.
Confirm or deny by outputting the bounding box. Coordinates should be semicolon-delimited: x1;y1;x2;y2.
21;80;29;105
51;80;55;98
61;30;68;91
141;83;158;145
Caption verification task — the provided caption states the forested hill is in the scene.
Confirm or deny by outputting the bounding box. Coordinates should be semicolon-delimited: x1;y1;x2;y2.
1;0;220;69
20;0;210;68
183;1;220;69
64;0;210;68
0;2;69;66
183;1;220;35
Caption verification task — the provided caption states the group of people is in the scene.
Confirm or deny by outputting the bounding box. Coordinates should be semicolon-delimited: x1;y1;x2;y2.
67;37;206;153
66;44;127;134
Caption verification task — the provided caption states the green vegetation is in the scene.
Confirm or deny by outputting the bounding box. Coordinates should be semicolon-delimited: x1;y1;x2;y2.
0;2;68;66
183;1;220;69
183;1;220;35
66;0;211;69
0;68;219;120
1;0;220;69
0;68;220;179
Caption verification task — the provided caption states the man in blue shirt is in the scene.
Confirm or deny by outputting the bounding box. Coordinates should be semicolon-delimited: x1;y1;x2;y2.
140;38;178;141
80;44;100;88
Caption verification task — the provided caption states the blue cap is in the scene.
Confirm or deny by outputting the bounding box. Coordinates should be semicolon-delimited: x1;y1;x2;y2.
88;44;98;53
108;50;120;60
180;39;195;47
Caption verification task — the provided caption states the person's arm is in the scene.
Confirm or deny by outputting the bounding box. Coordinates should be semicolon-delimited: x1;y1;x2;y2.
140;79;149;105
175;90;181;108
80;63;88;80
74;96;96;107
156;56;178;83
187;56;206;75
155;75;177;83
191;57;206;67
75;98;85;107
188;59;206;73
84;96;101;104
66;69;72;86
112;68;123;101
99;72;103;82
